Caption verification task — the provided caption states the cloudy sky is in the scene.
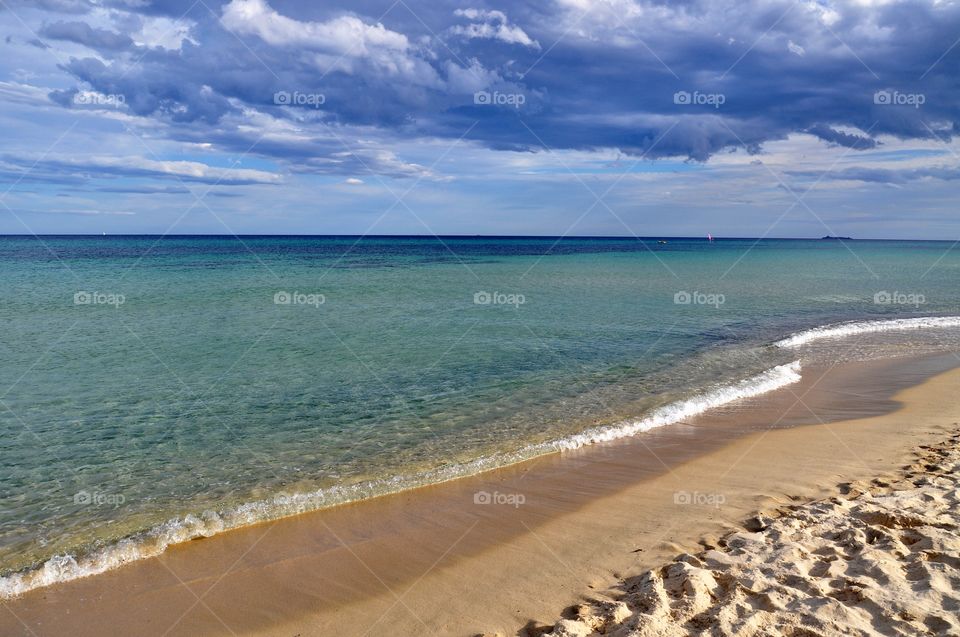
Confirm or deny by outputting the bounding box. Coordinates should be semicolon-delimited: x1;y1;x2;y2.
1;0;958;237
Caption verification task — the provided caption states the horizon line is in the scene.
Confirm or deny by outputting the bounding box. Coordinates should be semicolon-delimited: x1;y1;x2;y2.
0;234;940;241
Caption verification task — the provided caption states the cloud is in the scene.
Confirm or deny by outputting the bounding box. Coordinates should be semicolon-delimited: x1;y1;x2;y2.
219;0;440;83
0;154;282;185
0;81;54;107
14;208;136;216
221;0;407;53
128;15;197;50
93;185;192;194
8;0;960;180
806;124;878;150
39;21;133;52
789;165;960;185
6;0;95;14
450;9;540;49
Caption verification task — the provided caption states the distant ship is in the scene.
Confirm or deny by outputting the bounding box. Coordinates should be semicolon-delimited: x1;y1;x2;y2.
821;235;852;240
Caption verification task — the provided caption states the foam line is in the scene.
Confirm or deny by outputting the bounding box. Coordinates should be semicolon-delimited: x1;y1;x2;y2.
776;316;960;348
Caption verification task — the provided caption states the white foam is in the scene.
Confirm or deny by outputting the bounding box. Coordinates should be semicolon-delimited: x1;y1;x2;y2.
543;360;802;451
775;316;960;348
0;360;802;599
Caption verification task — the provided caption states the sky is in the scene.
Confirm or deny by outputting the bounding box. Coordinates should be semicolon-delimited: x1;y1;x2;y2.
0;0;959;237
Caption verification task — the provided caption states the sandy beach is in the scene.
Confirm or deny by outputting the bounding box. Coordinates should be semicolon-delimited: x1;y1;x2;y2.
0;353;957;636
541;427;960;637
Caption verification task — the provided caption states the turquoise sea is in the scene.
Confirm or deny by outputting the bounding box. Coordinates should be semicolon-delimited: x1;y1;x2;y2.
2;236;960;594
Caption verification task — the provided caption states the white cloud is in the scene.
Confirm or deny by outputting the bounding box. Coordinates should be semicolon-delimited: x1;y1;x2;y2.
221;0;408;54
3;153;282;185
220;0;442;85
806;1;841;26
443;58;502;93
451;8;540;49
0;81;52;106
132;15;197;51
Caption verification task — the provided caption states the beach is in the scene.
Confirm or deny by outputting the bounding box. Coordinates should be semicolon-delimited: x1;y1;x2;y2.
3;352;959;636
543;429;960;637
7;0;960;632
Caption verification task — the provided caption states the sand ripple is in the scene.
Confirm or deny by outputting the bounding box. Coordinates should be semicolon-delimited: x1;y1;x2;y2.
542;429;960;637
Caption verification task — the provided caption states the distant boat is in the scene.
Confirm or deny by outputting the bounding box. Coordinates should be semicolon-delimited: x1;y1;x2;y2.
657;240;668;244
707;233;714;242
821;235;852;240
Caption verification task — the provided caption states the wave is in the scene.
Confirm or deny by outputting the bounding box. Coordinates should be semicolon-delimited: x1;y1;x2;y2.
544;360;801;450
0;360;801;599
775;316;960;348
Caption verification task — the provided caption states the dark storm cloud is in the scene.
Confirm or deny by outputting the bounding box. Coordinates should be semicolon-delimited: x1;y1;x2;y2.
805;124;878;150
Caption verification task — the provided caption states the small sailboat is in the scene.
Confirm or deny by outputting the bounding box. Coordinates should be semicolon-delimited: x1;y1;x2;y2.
707;233;714;242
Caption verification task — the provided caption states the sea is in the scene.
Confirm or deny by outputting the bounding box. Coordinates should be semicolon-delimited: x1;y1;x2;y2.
2;235;959;595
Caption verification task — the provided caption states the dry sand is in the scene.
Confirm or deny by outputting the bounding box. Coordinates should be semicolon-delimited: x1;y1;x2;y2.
540;429;960;637
2;355;960;637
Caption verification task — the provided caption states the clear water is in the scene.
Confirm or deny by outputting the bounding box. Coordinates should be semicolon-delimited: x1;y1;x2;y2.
1;236;959;592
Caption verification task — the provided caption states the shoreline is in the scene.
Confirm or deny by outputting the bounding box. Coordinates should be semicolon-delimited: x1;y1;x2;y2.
0;359;804;599
8;310;960;599
2;351;959;636
3;312;959;601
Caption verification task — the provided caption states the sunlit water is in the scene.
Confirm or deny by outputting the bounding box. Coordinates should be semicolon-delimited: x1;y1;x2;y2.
1;236;959;594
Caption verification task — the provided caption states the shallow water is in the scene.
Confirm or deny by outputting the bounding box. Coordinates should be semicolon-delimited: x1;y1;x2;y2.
1;235;959;593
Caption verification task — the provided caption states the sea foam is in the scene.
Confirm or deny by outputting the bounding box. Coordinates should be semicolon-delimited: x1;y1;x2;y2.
775;316;960;348
543;360;801;451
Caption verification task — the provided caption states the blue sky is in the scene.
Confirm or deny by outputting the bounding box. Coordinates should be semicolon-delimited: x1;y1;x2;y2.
1;0;959;237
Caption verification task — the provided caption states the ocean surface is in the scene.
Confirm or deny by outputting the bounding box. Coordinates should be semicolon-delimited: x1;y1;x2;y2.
2;235;960;595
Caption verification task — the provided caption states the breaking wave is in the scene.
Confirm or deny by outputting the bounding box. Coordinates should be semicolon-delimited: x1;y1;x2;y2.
775;316;960;348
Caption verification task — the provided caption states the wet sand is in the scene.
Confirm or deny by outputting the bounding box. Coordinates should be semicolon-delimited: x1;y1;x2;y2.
2;353;959;636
